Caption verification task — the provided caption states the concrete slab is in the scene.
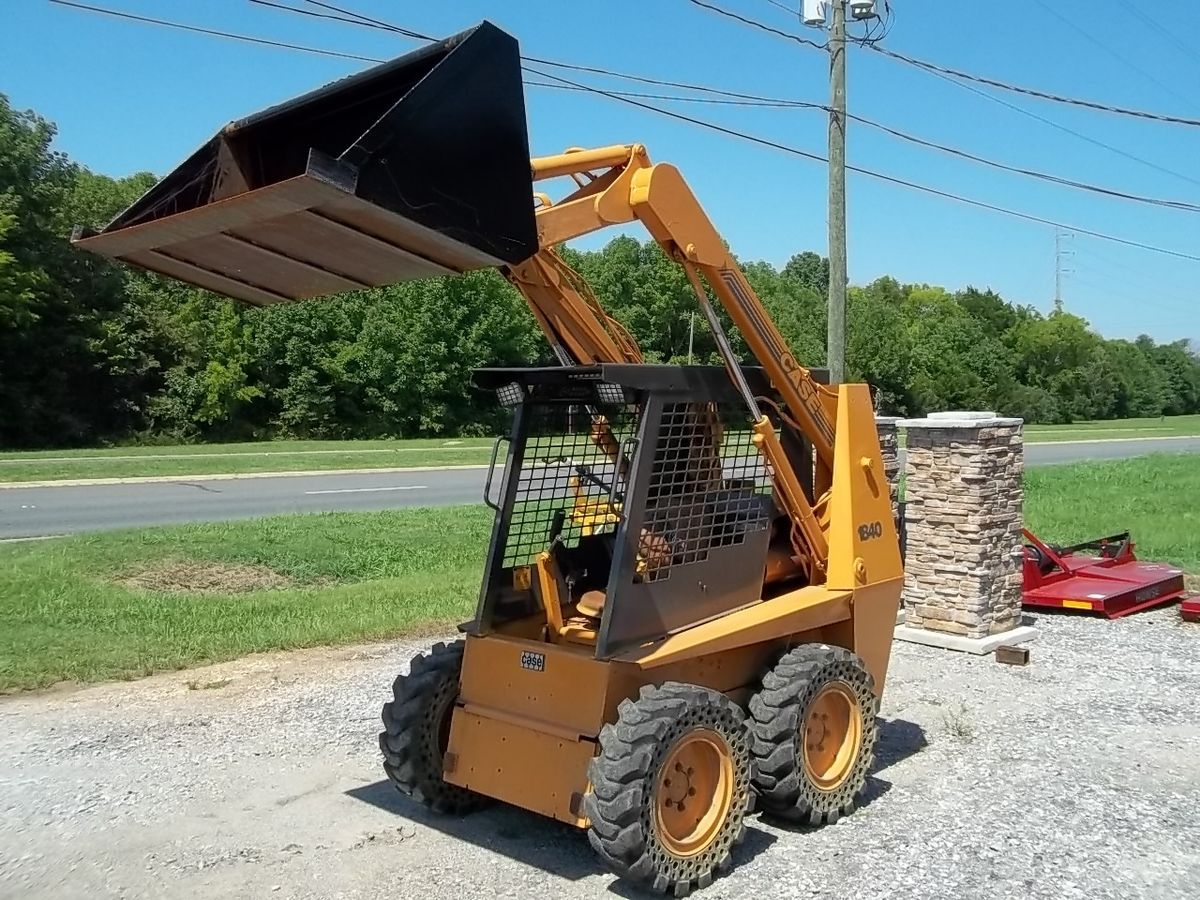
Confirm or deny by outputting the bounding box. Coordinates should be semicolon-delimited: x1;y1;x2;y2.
893;623;1039;655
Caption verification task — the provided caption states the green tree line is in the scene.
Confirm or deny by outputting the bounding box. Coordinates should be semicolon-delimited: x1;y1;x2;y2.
3;96;1198;449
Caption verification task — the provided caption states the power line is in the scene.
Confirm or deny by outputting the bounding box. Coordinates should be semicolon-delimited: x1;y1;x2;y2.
856;1;895;46
524;57;793;100
47;0;382;62
685;0;827;50
1073;269;1195;312
840;109;1200;213
1137;2;1200;62
758;0;892;43
295;0;430;40
51;0;1200;263
688;1;1200;189
866;43;1200;129
534;77;1200;213
261;0;800;100
526;80;804;109
914;63;1200;191
524;66;1200;263
248;0;401;33
256;0;1200;210
687;0;1200;127
761;0;799;17
1028;0;1198;113
1073;241;1199;299
1070;275;1192;315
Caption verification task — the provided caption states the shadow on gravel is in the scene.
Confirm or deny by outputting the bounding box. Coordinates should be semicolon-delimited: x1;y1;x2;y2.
873;717;928;774
348;779;603;881
602;826;777;899
759;778;893;831
348;779;778;890
760;717;927;831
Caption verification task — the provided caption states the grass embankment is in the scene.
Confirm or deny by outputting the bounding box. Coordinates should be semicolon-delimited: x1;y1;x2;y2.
1;454;1197;692
0;506;493;691
0;436;495;483
1022;414;1200;443
0;415;1198;484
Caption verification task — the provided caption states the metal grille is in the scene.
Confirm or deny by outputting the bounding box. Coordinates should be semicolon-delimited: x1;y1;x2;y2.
640;402;773;583
501;401;640;568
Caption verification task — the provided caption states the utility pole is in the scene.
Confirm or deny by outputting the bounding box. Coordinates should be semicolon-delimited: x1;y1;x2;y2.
687;311;695;364
827;0;848;383
1054;227;1073;312
1054;228;1062;311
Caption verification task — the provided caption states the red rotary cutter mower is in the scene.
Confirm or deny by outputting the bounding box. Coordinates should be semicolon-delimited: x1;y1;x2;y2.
1022;529;1197;620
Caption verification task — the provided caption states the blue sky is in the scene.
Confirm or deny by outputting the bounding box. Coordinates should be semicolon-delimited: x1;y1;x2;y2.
4;0;1199;343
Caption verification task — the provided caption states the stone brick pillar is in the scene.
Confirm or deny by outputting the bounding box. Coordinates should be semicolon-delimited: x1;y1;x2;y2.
896;411;1035;651
874;416;901;531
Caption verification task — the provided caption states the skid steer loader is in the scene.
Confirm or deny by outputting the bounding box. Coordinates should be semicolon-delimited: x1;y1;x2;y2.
74;22;904;895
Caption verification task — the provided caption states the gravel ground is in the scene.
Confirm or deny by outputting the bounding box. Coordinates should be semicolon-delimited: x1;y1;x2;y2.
2;608;1197;900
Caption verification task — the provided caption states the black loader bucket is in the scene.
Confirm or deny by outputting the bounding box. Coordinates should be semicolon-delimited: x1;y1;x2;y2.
72;22;537;306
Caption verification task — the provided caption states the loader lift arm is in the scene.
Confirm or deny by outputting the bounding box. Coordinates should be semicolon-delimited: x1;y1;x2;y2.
510;144;838;577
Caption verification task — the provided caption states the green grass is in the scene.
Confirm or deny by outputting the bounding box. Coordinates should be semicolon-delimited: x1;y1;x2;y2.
0;436;495;483
1;415;1197;484
1022;414;1200;443
1;453;1196;692
0;506;493;692
1023;453;1200;573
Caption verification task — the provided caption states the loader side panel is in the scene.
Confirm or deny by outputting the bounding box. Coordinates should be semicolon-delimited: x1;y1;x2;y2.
444;709;595;826
456;635;613;740
446;635;613;826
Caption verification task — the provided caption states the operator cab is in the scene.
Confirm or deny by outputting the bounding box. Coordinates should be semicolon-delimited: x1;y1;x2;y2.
466;364;820;658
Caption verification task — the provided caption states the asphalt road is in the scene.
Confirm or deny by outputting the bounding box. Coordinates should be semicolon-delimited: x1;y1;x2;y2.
1;437;1197;539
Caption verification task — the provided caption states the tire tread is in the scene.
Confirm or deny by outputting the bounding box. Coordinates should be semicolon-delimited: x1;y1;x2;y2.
748;644;878;824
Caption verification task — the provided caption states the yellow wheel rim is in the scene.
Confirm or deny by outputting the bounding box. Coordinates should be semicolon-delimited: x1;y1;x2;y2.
653;729;734;857
802;682;862;792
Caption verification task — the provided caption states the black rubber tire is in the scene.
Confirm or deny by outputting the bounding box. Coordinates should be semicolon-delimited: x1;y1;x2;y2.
748;644;878;825
378;640;490;815
584;683;754;897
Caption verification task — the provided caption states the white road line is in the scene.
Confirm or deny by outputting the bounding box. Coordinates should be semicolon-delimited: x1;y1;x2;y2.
303;485;428;496
0;466;490;490
0;446;490;464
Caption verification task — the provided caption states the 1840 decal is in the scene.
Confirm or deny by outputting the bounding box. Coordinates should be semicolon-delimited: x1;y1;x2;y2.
858;521;884;542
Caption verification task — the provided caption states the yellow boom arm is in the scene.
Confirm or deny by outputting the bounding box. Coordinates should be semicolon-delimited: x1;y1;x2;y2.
510;144;840;576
